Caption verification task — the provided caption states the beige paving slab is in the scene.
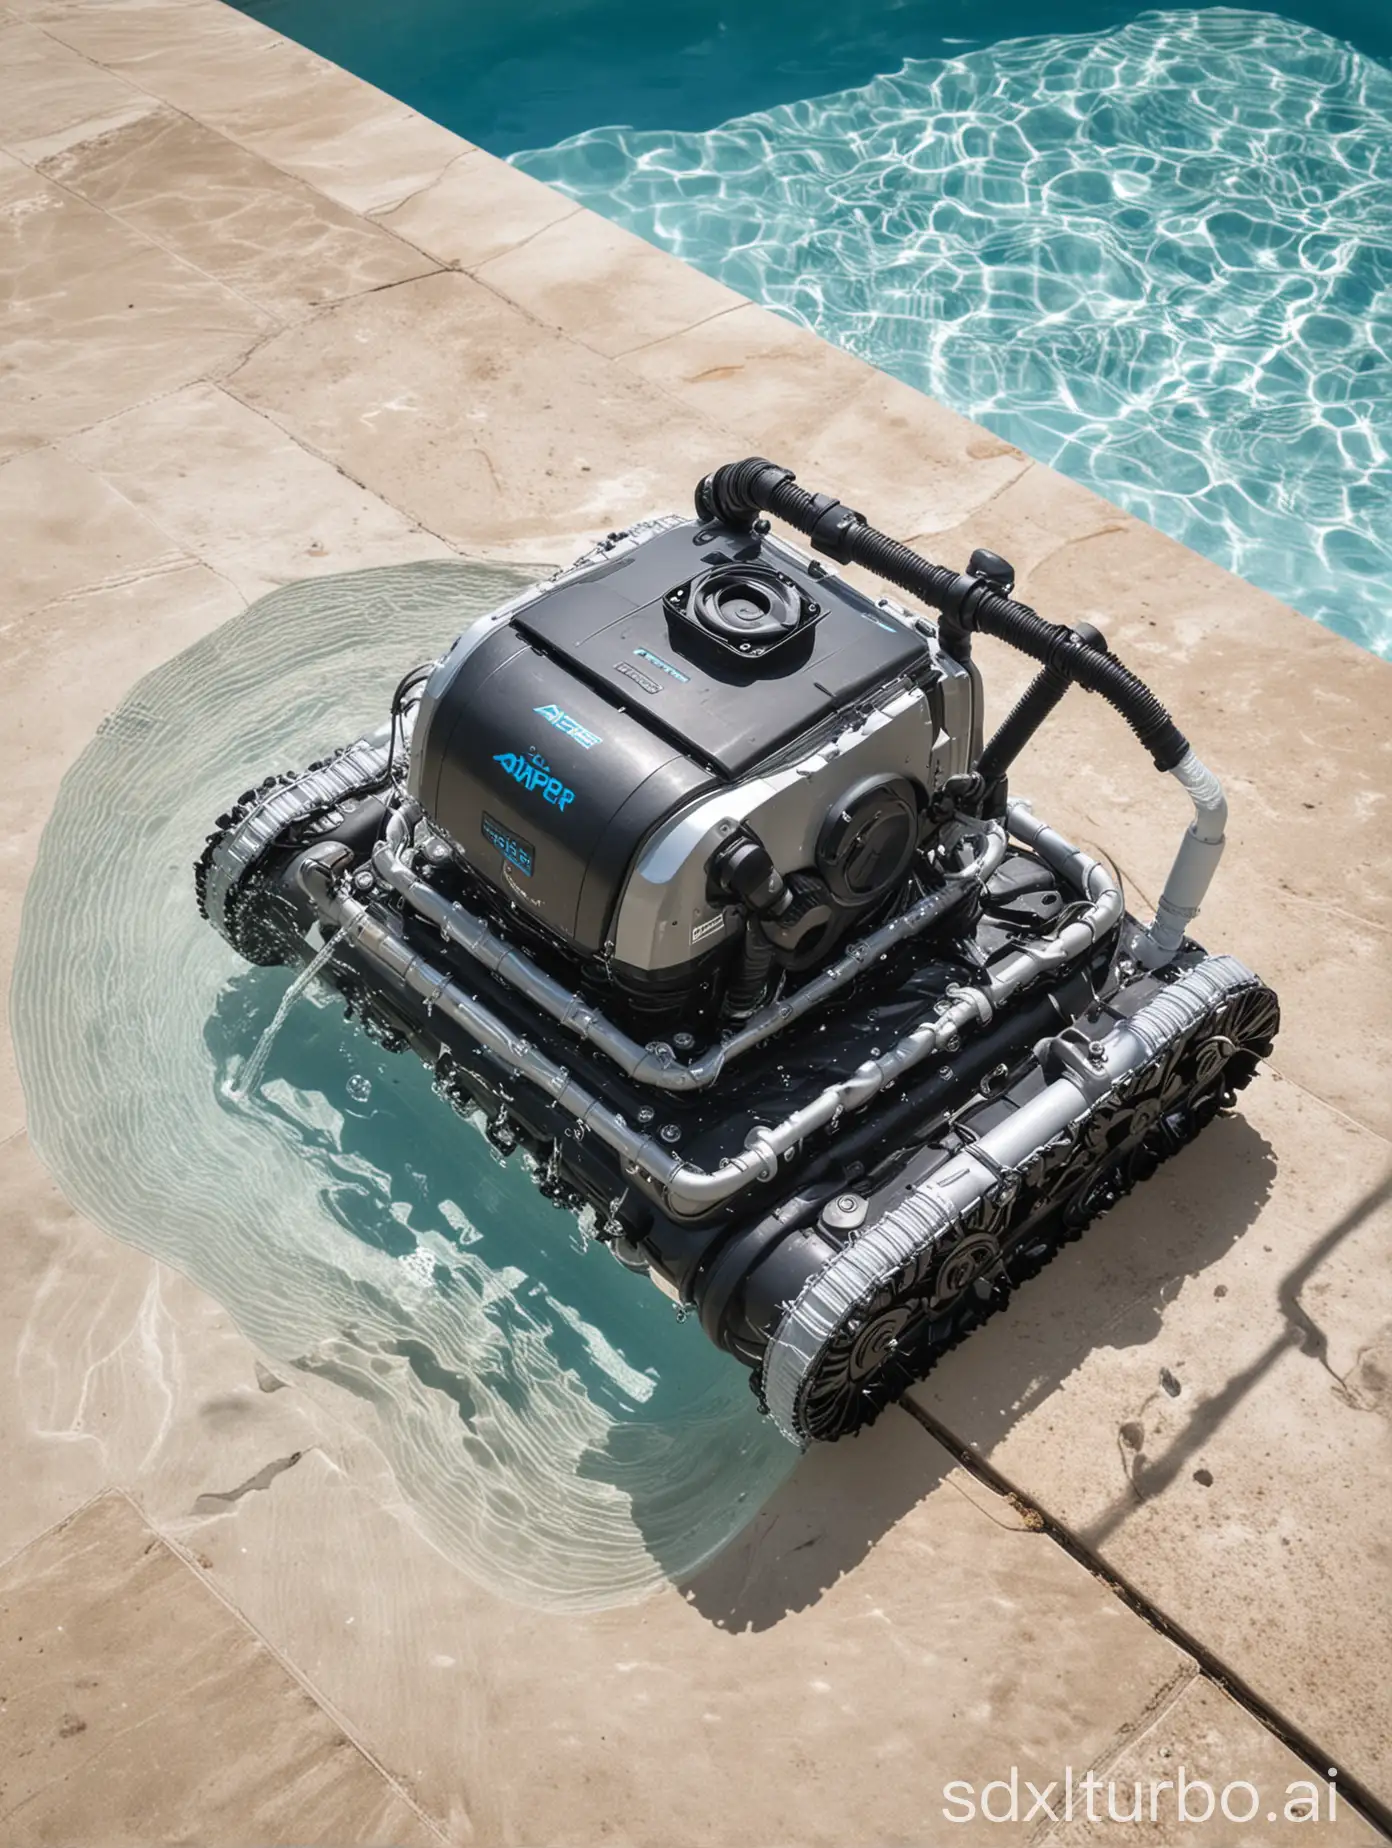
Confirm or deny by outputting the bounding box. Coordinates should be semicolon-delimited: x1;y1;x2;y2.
38;0;468;214
2;3;1391;1842
226;268;731;558
627;306;1035;539
172;1396;1203;1847
1049;1680;1379;1846
475;206;749;357
913;1067;1392;1799
0;443;183;621
375;148;582;270
0;19;155;163
624;298;890;448
806;368;1035;543
0;558;243;1138
0;1134;333;1565
905;453;1134;579
0;157;274;458
65;382;449;596
0;1491;440;1847
39;105;436;320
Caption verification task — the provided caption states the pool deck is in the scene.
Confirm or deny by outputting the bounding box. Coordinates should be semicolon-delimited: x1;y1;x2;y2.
1;0;1389;1841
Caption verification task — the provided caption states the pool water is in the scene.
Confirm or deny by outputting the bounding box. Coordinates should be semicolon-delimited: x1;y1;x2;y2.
233;0;1392;655
12;564;797;1609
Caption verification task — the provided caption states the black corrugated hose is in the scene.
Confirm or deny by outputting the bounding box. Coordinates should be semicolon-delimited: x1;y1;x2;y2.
696;458;1189;773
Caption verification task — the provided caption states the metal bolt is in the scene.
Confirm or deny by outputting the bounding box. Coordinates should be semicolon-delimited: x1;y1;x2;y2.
673;1030;695;1053
637;1104;656;1126
352;868;375;892
659;1123;681;1144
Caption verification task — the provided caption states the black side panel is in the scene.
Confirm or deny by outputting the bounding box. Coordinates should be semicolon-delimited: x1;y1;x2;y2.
416;627;715;954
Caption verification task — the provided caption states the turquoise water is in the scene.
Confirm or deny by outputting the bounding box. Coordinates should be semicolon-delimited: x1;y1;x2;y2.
238;0;1392;658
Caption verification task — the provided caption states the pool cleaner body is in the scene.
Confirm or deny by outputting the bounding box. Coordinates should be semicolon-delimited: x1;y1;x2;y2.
198;461;1278;1444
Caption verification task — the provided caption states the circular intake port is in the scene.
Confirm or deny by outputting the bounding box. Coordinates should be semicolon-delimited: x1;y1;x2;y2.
816;775;920;908
690;563;805;646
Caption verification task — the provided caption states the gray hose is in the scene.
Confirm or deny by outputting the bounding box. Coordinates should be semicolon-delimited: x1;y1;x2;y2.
1133;748;1227;968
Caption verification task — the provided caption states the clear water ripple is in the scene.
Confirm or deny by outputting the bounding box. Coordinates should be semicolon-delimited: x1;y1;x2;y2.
12;563;796;1610
515;8;1392;657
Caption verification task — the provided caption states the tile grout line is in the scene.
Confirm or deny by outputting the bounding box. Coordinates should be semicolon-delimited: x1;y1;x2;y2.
901;1396;1392;1841
8;110;445;327
26;2;478;219
9;140;292;335
111;1489;460;1846
22;10;465;262
0;1485;115;1577
363;145;477;219
1028;1663;1201;1848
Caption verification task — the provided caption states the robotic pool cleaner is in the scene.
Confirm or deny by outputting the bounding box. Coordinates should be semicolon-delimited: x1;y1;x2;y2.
198;459;1279;1445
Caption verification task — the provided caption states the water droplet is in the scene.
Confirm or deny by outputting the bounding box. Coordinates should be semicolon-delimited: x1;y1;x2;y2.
346;1073;372;1104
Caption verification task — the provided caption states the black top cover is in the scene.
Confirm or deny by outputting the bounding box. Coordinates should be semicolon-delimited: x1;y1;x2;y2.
412;521;932;956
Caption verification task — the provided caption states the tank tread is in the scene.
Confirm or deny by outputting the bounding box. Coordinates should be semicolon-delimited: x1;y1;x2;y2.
761;960;1280;1444
195;734;392;965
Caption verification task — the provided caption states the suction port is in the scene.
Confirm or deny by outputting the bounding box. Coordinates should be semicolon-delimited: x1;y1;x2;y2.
816;775;920;907
667;562;818;662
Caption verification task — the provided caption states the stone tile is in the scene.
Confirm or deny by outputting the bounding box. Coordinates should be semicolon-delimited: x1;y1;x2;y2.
186;1406;1197;1847
0;1134;331;1562
375;147;581;270
1050;1680;1379;1846
624;298;876;449
0;142;54;207
0;560;243;1138
65;383;448;595
0;20;155;163
476;205;749;357
39;0;468;215
227;268;730;558
0;444;184;621
797;365;1033;545
913;1069;1392;1800
0;165;274;458
906;457;1133;581
40;107;435;319
0;1492;438;1845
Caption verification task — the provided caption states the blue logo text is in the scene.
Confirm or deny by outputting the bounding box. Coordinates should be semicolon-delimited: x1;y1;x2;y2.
493;749;574;811
534;703;602;749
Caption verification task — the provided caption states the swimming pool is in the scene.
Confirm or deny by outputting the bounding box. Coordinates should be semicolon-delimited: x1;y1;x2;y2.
239;0;1392;658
